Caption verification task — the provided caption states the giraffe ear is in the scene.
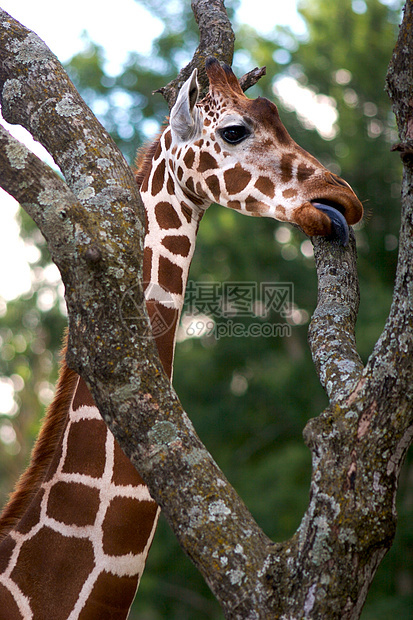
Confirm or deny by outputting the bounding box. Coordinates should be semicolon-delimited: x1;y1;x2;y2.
170;69;202;142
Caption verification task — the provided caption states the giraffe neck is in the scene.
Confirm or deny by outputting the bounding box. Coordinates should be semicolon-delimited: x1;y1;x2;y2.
140;127;206;378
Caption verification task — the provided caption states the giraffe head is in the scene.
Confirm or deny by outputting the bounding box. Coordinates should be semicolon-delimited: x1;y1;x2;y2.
167;57;363;244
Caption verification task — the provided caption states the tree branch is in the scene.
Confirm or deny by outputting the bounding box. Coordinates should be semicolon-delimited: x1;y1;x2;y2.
308;231;363;401
0;9;140;227
155;0;236;107
238;65;267;92
373;0;413;393
0;124;77;264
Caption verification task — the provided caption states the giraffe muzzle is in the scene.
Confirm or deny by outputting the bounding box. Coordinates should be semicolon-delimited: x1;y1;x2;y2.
312;202;350;246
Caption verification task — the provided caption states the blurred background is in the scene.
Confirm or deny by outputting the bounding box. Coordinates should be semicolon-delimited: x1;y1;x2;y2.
0;0;411;617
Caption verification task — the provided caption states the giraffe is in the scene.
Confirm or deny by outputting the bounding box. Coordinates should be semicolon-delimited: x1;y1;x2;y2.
0;57;363;619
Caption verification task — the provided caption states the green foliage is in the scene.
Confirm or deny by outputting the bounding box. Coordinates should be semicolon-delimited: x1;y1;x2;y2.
0;0;411;617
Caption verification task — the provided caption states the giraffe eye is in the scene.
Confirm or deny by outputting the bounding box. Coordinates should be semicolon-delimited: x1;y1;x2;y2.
219;125;250;144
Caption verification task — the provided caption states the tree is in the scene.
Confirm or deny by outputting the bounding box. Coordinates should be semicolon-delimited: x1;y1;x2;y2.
0;0;412;618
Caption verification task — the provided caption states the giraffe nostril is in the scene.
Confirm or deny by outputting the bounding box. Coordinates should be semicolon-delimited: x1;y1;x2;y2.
325;172;350;189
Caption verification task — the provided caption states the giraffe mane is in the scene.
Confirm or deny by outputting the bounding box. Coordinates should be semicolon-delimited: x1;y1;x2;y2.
134;123;169;188
135;139;160;188
0;341;78;540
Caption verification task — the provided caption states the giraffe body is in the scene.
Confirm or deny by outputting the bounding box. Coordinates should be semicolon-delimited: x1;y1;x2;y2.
0;58;362;618
0;366;158;619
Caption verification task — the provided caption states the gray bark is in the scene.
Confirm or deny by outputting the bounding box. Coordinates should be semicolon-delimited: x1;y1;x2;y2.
0;2;412;618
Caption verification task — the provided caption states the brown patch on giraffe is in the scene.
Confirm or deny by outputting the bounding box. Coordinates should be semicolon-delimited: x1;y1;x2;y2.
183;148;195;169
153;141;162;160
11;527;94;619
0;535;16;573
245;201;264;217
280;153;295;183
297;163;316;182
283;188;298;199
185;176;197;196
140;172;149;193
177;166;184;181
143;246;153;286
193;139;204;148
166;174;174;195
162;235;192;257
244;196;270;214
227;200;242;210
42;427;65;483
163;128;172;150
16;488;44;535
158;255;183;295
245;197;258;212
112;439;146;487
102;497;159;556
155;201;182;229
180;201;193;223
151;159;166;196
0;584;22;620
0;356;78;541
204;117;211;126
198;151;219;173
47;481;100;527
146;302;178;379
196;182;208;199
223;164;252;195
62;419;107;478
205;174;221;202
254;176;275;198
72;377;95;409
196;211;204;233
78;571;139;618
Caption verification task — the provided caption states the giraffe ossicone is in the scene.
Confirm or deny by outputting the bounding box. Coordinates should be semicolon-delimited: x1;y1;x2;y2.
0;57;363;619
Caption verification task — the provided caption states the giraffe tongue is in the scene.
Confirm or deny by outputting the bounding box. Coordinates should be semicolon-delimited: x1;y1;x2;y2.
313;202;349;247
